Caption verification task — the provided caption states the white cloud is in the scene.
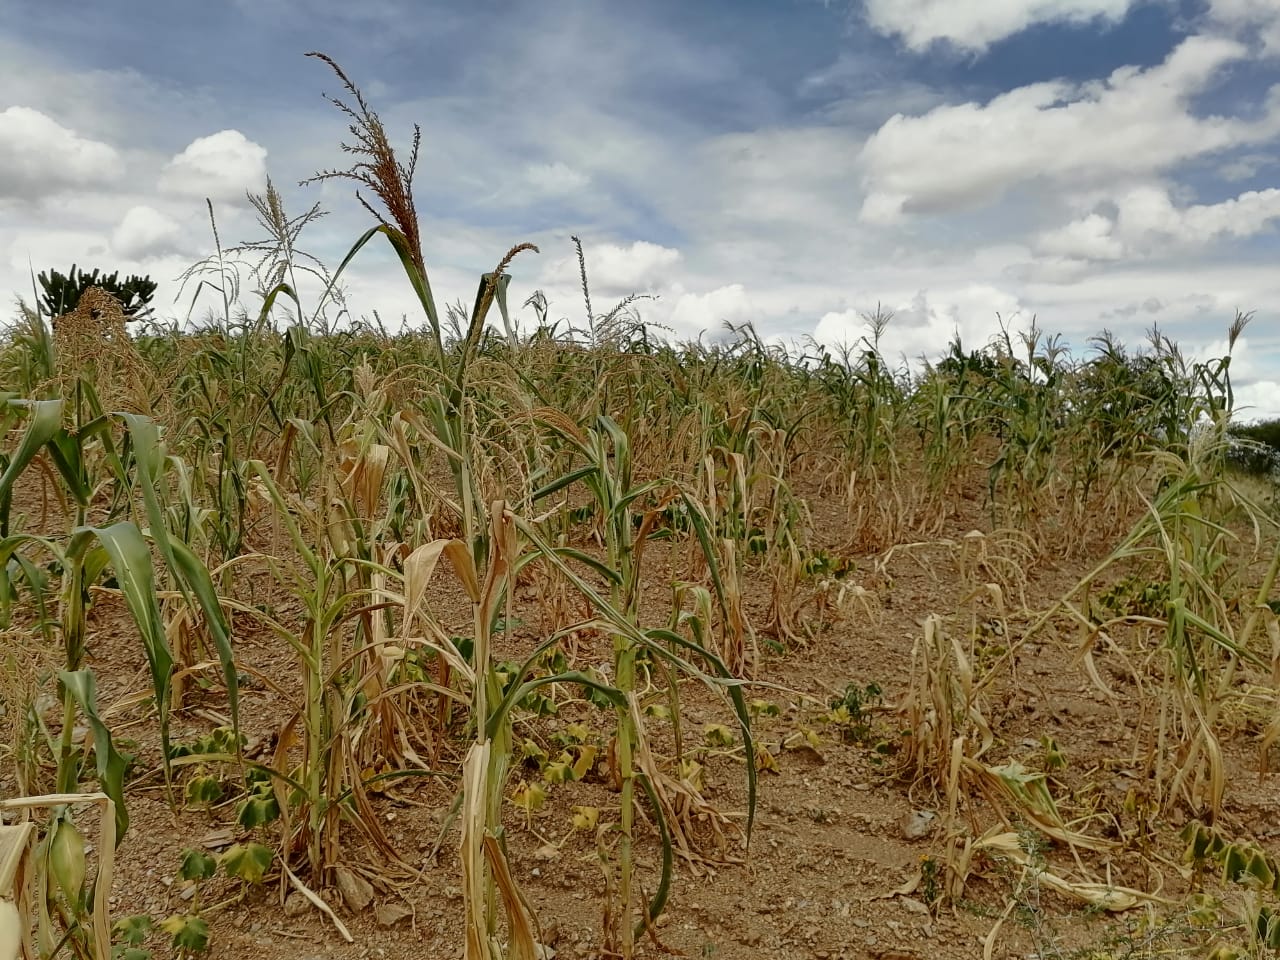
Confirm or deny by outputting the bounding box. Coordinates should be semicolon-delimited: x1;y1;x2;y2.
159;130;267;202
0;106;124;198
813;285;1027;361
1036;212;1126;260
542;240;681;297
0;3;1278;403
666;283;761;337
1207;0;1280;54
524;161;591;194
1234;381;1280;420
1118;185;1280;248
859;36;1280;223
1009;255;1094;284
5;227;111;279
863;0;1137;52
1034;185;1280;265
1219;153;1273;181
111;205;183;260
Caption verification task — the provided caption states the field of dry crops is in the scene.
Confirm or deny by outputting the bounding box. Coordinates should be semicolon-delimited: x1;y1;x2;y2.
2;58;1279;960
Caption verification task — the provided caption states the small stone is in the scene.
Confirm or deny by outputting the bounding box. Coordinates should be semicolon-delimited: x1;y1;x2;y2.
335;864;374;911
375;903;412;928
899;897;928;915
899;809;937;841
284;894;308;917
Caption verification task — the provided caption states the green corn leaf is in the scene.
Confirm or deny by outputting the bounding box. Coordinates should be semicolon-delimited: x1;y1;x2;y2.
58;669;129;840
82;522;174;779
1261;906;1280;949
635;772;673;939
0;399;64;525
646;627;757;843
245;460;318;573
168;537;239;747
322;224;442;360
676;491;729;620
511;513;759;842
531;463;597;502
3;550;52;636
255;281;301;327
544;547;622;586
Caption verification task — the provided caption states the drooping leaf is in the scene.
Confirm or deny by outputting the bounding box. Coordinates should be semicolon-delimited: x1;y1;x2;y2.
58;669;129;840
177;849;218;883
159;914;210;953
219;842;273;884
82;522;175;777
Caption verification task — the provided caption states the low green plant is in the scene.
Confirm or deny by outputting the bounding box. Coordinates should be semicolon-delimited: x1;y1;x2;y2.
110;842;275;960
827;681;883;743
1183;821;1280;954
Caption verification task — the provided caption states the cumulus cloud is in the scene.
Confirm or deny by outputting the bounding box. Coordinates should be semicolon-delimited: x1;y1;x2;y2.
813;285;1027;361
859;36;1280;223
1234;380;1280;420
159;130;267;202
1034;185;1280;264
543;240;681;297
1036;212;1126;261
0;106;124;198
863;0;1136;53
666;283;761;337
111;205;183;260
1119;185;1280;248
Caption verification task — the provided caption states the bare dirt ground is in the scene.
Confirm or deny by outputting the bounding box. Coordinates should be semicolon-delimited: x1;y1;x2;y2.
3;472;1278;960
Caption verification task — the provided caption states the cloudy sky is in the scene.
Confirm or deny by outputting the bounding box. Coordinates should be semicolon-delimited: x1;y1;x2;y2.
1;0;1278;417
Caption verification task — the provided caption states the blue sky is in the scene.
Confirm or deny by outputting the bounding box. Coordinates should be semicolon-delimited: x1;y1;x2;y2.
2;0;1279;417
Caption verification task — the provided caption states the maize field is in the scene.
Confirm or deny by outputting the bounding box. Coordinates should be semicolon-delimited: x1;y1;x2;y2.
1;56;1279;960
